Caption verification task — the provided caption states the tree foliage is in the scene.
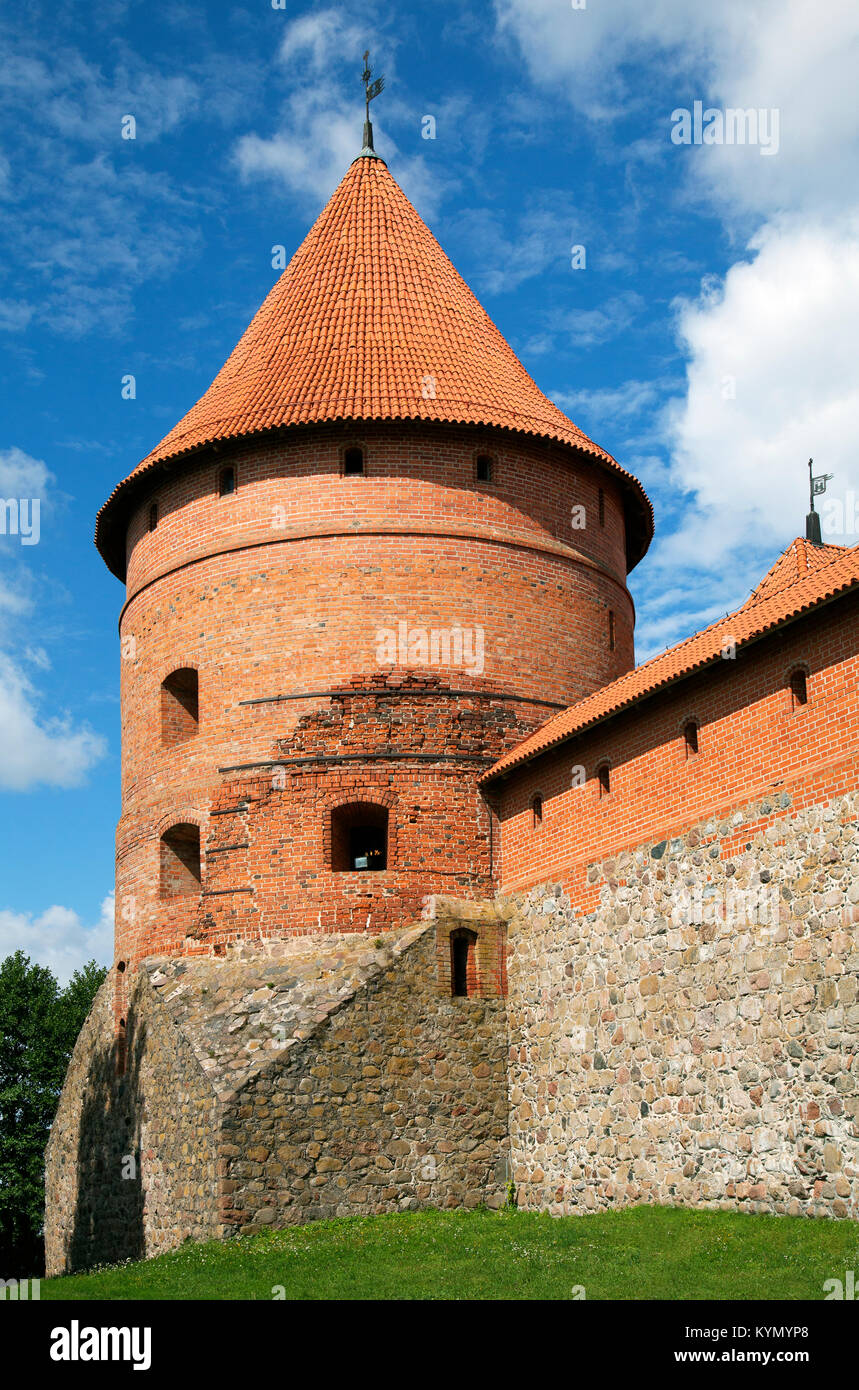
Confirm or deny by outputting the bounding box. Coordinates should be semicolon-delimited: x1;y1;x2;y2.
0;951;106;1273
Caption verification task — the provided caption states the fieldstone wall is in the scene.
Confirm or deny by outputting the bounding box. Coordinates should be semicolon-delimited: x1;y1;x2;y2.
45;964;220;1276
45;919;508;1274
215;919;508;1231
504;790;859;1218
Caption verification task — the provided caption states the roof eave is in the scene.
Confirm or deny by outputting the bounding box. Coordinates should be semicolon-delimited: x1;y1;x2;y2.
94;417;655;582
479;577;859;788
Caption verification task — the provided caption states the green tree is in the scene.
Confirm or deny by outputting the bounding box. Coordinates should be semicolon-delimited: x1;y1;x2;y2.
0;951;105;1274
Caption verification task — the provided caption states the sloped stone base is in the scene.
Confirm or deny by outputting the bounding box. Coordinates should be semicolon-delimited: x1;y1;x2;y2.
45;922;509;1275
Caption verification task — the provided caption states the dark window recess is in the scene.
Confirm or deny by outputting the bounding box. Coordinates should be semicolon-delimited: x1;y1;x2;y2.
161;668;199;745
598;488;605;525
116;1017;127;1078
160;824;201;898
219;466;236;496
598;763;611;797
450;928;477;997
149;502;158;532
790;669;808;707
331;802;388;870
344;447;364;475
532;794;543;828
476;455;493;482
684;720;699;757
609;610;616;651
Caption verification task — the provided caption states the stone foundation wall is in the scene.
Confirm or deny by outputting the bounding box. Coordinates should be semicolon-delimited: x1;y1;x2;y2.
504;790;859;1219
217;922;509;1232
44;965;220;1276
45;919;508;1274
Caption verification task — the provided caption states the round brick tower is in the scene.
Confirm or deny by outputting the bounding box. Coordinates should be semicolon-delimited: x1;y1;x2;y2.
96;147;653;973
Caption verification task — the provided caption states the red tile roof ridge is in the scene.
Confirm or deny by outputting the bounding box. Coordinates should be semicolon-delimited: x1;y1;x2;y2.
481;537;859;783
739;535;852;608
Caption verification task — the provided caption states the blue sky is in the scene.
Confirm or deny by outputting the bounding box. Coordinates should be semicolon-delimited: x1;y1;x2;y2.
1;0;857;978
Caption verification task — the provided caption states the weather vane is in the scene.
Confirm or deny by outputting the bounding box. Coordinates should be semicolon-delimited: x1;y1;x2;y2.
806;457;834;545
361;50;385;154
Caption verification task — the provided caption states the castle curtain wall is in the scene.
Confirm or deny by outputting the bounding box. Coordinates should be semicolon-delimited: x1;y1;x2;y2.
494;594;859;1219
493;595;859;906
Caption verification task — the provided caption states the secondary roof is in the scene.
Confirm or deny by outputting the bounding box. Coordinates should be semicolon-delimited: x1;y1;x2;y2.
481;537;859;785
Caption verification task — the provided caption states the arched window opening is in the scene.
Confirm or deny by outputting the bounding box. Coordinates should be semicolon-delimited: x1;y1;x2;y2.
531;793;543;828
598;487;605;526
609;609;616;651
148;502;158;532
475;454;494;483
450;928;477;997
790;668;808;708
160;823;201;898
331;802;388;871
161;668;199;745
598;763;611;798
343;447;364;476
219;466;236;497
684;720;699;758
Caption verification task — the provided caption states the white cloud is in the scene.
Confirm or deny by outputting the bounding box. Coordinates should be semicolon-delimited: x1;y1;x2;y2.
0;652;106;791
0;443;50;498
235;94;443;222
0;299;33;332
233;9;445;220
278;8;366;74
233;7;373;208
662;217;859;566
555;291;646;347
235;98;368;207
0;893;113;984
494;0;859;597
0;25;264;337
495;0;859;215
0;447;107;789
557;380;665;420
448;207;572;295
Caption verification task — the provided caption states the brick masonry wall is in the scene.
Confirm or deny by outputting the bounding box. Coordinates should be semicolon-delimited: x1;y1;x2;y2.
113;421;635;971
503;789;859;1218
154;673;537;957
493;594;859;909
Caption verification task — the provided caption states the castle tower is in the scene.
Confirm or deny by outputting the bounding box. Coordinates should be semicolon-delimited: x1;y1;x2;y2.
96;147;653;976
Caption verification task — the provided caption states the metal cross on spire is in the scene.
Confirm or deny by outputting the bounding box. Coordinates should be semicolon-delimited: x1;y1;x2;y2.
360;50;385;154
806;457;834;546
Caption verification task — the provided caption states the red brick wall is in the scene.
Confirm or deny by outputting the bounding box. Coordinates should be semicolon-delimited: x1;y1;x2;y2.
492;594;859;907
112;422;635;969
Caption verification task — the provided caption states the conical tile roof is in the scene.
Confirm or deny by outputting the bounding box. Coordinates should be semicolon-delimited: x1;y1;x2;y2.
96;154;652;577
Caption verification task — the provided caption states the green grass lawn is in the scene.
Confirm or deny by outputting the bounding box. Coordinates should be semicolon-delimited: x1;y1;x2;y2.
41;1205;859;1301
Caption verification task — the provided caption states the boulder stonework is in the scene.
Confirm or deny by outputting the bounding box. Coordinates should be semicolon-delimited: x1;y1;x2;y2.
504;791;859;1219
45;964;220;1276
45;910;509;1275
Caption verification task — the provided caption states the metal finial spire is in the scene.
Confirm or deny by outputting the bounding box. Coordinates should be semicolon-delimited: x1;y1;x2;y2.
360;49;385;156
806;457;833;545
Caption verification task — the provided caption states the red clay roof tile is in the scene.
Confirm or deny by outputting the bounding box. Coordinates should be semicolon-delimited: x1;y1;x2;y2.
482;538;859;783
95;155;652;577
